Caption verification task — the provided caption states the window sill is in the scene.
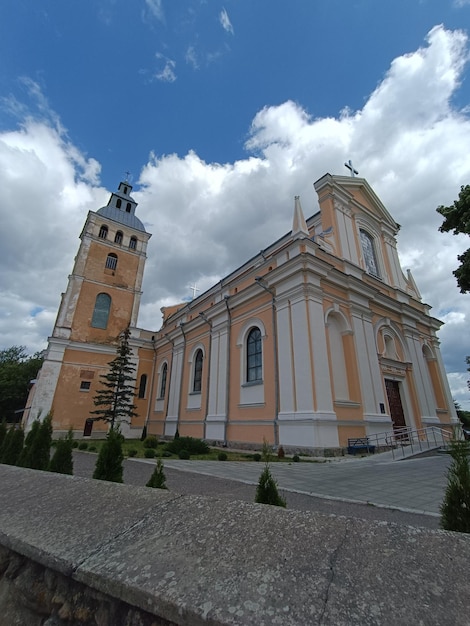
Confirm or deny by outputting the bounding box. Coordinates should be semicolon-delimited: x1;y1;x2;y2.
242;380;263;388
189;391;202;396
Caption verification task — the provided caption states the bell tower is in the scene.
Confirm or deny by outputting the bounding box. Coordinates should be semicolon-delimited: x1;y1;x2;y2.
24;180;152;435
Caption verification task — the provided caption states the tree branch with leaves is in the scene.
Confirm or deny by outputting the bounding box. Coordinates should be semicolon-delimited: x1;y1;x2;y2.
437;184;470;293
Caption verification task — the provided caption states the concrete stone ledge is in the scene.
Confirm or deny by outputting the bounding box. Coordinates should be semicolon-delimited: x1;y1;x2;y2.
0;464;469;625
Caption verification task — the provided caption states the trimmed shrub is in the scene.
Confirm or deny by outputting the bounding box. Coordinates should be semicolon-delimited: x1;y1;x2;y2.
277;446;285;459
144;449;156;458
128;449;138;457
218;451;228;461
252;453;261;462
146;459;168;489
1;426;24;466
88;445;97;452
166;436;209;456
48;430;74;475
143;435;158;449
18;419;41;467
0;421;7;451
78;442;88;450
178;449;190;460
255;465;286;508
162;450;172;458
292;454;300;462
93;428;124;483
440;439;470;532
72;441;79;448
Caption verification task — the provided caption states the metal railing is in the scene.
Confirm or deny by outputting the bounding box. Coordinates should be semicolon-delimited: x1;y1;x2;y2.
365;425;454;460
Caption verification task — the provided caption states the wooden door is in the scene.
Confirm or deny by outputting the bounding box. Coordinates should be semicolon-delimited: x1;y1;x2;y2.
83;418;94;437
385;379;406;433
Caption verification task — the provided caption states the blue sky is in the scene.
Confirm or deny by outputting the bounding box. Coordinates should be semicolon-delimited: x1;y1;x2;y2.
1;0;470;407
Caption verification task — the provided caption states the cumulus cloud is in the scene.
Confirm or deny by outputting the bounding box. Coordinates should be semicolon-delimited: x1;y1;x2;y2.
1;25;469;408
144;0;164;23
219;8;234;35
185;45;199;70
154;53;176;82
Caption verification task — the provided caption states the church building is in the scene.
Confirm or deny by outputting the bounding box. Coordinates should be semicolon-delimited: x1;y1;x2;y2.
24;171;458;452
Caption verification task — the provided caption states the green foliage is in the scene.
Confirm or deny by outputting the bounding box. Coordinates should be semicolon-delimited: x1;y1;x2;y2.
20;413;52;471
174;429;180;439
166;436;209;455
178;449;190;460
218;451;228;461
0;421;7;451
144;448;156;458
292;454;300;462
72;441;79;448
261;439;272;463
437;184;470;293
146;459;168;489
440;439;470;532
143;435;158;449
140;424;147;441
88;445;97;452
161;450;172;458
1;426;24;465
0;346;43;423
78;442;88;450
252;453;261;462
18;419;41;467
90;327;138;429
277;446;285;459
48;430;74;475
128;448;138;457
92;428;124;483
255;465;286;508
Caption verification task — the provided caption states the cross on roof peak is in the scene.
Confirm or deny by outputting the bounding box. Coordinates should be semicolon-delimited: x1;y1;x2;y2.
344;159;359;177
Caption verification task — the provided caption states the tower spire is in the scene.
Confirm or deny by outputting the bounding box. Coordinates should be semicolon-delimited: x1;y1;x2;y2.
291;195;309;238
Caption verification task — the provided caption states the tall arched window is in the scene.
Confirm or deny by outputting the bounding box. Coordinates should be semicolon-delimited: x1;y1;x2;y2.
105;253;118;270
116;198;122;209
193;349;203;393
126;202;132;213
359;229;380;278
247;327;262;382
114;231;123;244
138;374;147;399
159;363;168;399
91;293;111;329
129;237;137;250
98;225;108;239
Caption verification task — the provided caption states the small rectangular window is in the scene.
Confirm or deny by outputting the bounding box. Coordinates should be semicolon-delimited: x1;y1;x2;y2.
80;381;91;391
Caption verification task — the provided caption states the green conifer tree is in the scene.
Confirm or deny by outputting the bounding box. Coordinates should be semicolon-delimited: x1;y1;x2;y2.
27;413;53;471
90;328;138;430
440;438;470;532
0;420;7;453
93;427;124;483
48;429;74;475
255;439;286;508
1;426;24;466
18;418;41;467
146;458;168;489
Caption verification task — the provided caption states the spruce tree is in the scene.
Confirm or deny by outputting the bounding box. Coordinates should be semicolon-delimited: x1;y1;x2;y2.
93;427;124;483
49;429;74;475
440;438;470;532
255;439;286;508
1;426;24;466
90;327;138;430
146;458;168;489
0;420;7;453
18;418;41;467
27;413;53;471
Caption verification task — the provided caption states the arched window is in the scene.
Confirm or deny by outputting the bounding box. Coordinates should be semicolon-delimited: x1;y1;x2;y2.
138;374;147;399
105;253;118;270
91;293;111;329
98;225;108;239
359;229;380;278
129;237;137;250
193;349;203;393
126;202;131;213
114;231;123;244
124;186;128;195
247;327;262;382
116;198;122;209
159;363;168;399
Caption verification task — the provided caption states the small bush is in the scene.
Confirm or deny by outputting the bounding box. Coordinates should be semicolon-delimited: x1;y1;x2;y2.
146;459;168;489
255;466;286;508
72;441;79;448
48;430;74;475
162;450;172;457
252;453;261;462
128;449;138;457
277;446;285;459
144;449;156;458
440;439;470;532
92;428;124;483
178;449;190;460
218;452;228;461
78;442;88;450
143;435;158;449
292;454;300;462
88;445;97;452
166;436;209;456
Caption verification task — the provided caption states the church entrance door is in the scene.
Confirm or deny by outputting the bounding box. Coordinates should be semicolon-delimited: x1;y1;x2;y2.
385;379;407;434
83;418;94;437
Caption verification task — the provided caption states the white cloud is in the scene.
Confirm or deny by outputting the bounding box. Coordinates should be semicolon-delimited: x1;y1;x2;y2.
154;53;176;82
219;8;234;35
1;25;470;409
144;0;164;23
185;45;199;70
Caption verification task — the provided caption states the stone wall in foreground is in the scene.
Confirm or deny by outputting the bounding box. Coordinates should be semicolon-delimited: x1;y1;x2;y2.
0;464;470;625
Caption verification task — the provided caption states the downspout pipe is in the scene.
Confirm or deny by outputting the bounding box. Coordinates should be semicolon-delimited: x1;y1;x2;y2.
223;295;231;447
177;322;186;435
199;312;212;441
255;277;280;447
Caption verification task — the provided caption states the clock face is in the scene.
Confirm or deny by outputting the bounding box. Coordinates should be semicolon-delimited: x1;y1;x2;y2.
360;229;379;277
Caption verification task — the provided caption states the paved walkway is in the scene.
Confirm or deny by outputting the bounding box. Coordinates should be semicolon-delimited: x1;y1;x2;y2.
161;453;451;516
